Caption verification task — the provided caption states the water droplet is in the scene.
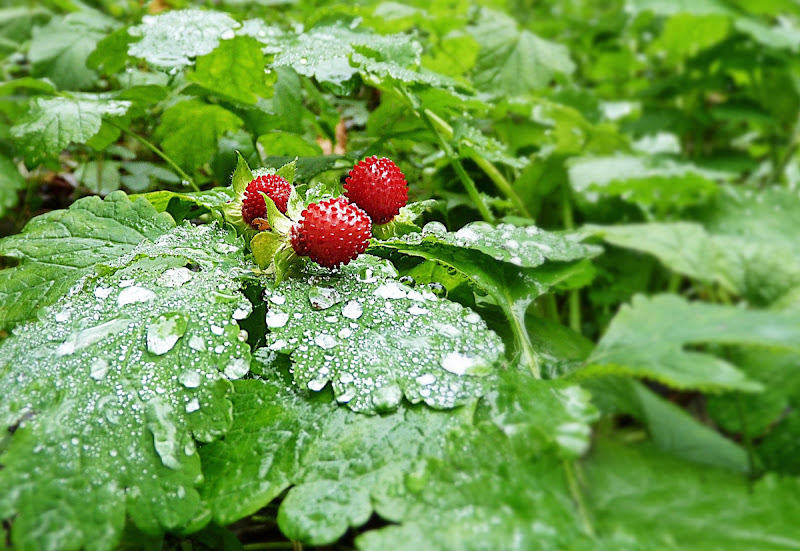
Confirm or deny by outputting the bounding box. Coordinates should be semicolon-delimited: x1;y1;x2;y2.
308;377;327;391
374;281;407;299
399;275;415;287
224;358;249;379
210;324;225;336
408;305;429;316
314;333;337;349
55;310;70;322
188;335;206;351
428;282;447;298
90;358;110;381
185;398;200;412
156;267;193;288
455;226;480;243
146;312;188;355
57;318;132;356
338;327;352;339
118;286;156;307
179;370;202;389
337;386;357;403
94;287;113;299
266;309;289;328
416;373;436;386
371;383;402;412
299;57;308;64
441;352;481;376
232;302;253;320
342;301;363;320
422;221;447;236
308;286;343;310
465;312;481;324
213;242;239;254
339;372;354;384
220;29;235;40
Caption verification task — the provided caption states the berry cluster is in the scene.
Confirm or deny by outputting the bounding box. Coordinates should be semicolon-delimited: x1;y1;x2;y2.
240;156;408;269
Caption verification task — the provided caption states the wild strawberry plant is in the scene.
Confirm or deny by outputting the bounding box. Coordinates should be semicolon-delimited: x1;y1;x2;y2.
1;1;800;550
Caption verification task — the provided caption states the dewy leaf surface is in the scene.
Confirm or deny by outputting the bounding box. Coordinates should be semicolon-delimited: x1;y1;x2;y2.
0;192;174;331
188;36;271;104
11;95;132;165
259;255;504;414
128;9;240;68
0;222;252;551
201;374;472;544
370;222;599;371
581;294;800;392
584;440;800;551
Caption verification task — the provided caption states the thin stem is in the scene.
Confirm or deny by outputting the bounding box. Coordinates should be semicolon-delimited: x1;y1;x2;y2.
103;118;199;191
508;299;540;378
562;185;581;333
735;396;758;478
424;108;531;217
563;460;595;537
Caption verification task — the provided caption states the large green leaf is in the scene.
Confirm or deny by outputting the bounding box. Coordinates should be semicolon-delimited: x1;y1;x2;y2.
201;374;472;544
259;255;503;413
580;294;800;392
128;9;240;69
11;95;132;165
568;155;723;214
0;192;174;332
28;11;116;90
468;9;575;96
154;100;243;170
370;222;599;373
188;36;271;104
0;222;252;551
584;440;800;550
588;222;800;306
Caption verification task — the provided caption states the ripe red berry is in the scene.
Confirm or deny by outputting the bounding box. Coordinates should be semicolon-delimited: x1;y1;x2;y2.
241;174;292;228
290;197;371;268
344;156;408;225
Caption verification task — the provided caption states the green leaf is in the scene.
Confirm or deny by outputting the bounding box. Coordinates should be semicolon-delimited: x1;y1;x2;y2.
200;375;472;544
28;11;116;90
128;9;240;69
257;132;323;157
120;161;182;193
267;23;422;94
588;222;800;306
478;369;599;459
11;95;132;165
154;100;243;170
468;9;575;96
648;14;730;63
0;155;25;219
370;222;599;373
0;222;252;551
75;160;121;195
584;439;800;550
581;294;800;392
136;188;234;221
0;192;174;332
188;36;271;104
356;427;581;551
568;155;723;213
259;255;504;413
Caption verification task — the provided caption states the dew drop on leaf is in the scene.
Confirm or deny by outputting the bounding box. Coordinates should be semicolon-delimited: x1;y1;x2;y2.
223;357;249;379
308;286;343;310
422;221;447;236
118;286;157;307
146;312;188;355
314;333;337;349
266;309;290;328
185;398;200;413
371;383;402;412
156;267;193;288
89;358;110;381
342;300;363;320
178;370;202;389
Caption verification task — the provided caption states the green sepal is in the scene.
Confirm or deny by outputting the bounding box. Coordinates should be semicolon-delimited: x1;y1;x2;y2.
232;151;254;195
273;242;298;285
276;158;297;185
261;193;294;235
251;231;285;270
286;186;305;221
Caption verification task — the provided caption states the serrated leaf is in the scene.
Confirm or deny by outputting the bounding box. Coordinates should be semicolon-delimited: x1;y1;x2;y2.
154;100;243;171
28;11;116;90
275;159;296;185
11;95;132;165
0;155;25;219
356;427;582;551
584;439;800;550
0;222;252;551
200;374;472;544
581;294;800;392
231;152;254;195
468;9;575;96
128;10;240;69
0;192;174;332
370;222;599;372
259;255;503;413
136;188;234;222
188;36;271;104
568;155;724;212
268;24;422;93
262;193;292;234
588;222;800;306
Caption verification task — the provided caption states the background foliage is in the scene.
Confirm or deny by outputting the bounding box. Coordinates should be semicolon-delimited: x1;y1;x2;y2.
1;0;800;549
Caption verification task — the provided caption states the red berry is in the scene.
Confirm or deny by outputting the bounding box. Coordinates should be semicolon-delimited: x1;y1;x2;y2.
290;197;371;268
241;174;292;228
344;156;408;225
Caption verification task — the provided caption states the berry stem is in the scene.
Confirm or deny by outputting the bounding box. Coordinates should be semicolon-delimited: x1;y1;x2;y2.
103;118;199;192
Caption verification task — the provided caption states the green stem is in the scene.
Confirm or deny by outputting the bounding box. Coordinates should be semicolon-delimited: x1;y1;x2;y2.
103;118;199;192
420;109;494;223
508;299;540;378
563;460;595;537
735;396;758;478
424;108;531;217
562;185;581;333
